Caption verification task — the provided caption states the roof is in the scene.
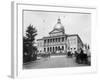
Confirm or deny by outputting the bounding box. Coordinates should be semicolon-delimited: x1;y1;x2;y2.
49;28;64;34
43;34;67;39
67;34;83;45
37;34;83;43
37;38;43;41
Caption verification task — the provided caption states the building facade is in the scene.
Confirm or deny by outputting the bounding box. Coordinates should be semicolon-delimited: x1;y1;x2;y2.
37;18;83;54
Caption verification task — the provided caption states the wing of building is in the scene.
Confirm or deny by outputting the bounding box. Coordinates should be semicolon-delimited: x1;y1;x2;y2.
37;18;83;54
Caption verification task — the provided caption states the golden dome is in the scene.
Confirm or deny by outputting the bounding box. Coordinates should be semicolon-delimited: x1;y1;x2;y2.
54;18;64;31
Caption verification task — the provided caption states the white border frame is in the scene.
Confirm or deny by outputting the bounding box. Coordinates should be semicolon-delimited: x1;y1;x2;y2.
11;1;97;78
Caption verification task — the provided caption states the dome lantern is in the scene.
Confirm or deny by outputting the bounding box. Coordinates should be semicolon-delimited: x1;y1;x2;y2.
49;18;65;36
54;18;65;32
57;18;61;23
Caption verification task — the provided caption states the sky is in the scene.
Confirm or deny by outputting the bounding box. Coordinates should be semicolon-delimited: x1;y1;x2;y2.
23;10;91;46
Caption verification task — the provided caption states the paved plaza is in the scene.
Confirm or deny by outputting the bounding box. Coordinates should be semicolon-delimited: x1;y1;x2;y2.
23;55;90;69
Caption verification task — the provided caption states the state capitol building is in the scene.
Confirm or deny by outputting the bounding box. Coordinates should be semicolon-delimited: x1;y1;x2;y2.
37;18;83;54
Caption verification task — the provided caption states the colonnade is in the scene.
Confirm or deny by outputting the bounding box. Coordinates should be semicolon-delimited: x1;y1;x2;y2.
44;45;65;53
44;37;65;44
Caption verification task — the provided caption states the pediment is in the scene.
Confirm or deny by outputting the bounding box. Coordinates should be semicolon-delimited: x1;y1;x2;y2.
49;29;62;34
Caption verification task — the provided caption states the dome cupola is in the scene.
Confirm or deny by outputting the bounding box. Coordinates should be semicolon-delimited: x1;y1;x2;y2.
49;18;65;36
54;18;65;32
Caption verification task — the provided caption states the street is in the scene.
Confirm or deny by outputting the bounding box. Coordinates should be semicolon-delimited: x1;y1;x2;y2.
23;55;90;69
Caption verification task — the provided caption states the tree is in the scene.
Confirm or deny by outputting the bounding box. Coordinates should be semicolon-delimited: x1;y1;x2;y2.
23;24;37;63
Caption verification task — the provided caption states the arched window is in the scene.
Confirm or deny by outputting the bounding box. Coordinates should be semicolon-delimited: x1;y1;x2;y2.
62;37;64;42
53;39;54;42
50;47;52;52
50;39;52;43
56;38;57;42
58;38;60;42
47;47;49;52
44;48;46;52
48;39;49;43
44;40;46;43
53;47;54;52
62;46;64;50
58;46;60;50
56;46;57;51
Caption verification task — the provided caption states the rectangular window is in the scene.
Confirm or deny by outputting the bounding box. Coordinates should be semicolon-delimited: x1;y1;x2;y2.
44;40;46;43
48;39;49;43
62;37;64;42
44;48;46;52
